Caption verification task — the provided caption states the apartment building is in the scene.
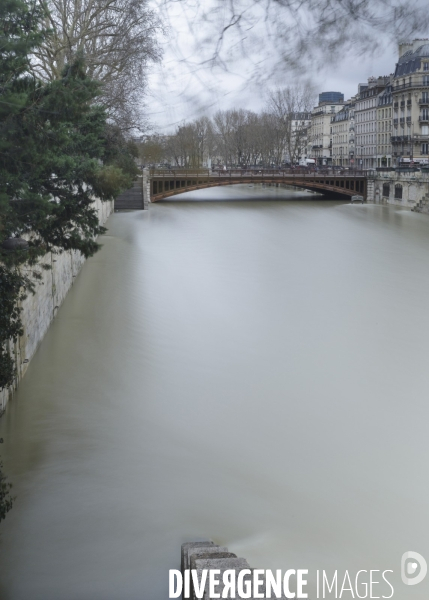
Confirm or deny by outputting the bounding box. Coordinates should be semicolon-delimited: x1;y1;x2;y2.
308;92;344;166
331;97;356;167
289;112;312;163
355;76;391;169
377;84;393;167
391;40;429;164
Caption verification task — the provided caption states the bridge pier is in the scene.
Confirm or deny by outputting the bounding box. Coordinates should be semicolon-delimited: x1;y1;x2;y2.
366;178;375;203
142;168;150;209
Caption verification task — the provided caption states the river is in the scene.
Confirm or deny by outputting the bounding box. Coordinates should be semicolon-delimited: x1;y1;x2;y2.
1;184;429;599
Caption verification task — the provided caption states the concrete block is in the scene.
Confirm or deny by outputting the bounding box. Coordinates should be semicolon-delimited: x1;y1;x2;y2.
181;541;214;574
190;552;237;571
188;546;229;570
192;557;250;600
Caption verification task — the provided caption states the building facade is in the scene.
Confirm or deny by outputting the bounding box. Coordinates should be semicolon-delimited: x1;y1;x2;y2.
331;98;356;167
289;112;312;163
308;92;344;165
377;84;393;167
355;76;391;169
391;40;429;165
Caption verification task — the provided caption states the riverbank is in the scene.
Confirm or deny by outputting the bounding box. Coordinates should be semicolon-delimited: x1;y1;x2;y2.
0;198;114;412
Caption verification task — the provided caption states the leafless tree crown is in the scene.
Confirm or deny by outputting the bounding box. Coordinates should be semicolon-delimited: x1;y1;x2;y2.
153;85;316;167
157;0;429;80
34;0;163;131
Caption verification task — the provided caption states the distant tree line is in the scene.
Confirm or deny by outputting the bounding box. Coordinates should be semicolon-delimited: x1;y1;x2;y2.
139;84;316;168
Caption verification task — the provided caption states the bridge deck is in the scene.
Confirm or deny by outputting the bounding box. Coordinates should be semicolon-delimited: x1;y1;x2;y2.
148;169;368;202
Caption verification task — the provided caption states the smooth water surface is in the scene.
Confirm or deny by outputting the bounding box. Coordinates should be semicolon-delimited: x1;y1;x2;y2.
1;185;429;599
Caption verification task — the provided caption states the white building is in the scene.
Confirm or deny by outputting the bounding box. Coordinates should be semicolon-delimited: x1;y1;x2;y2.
391;39;429;165
377;84;393;167
308;92;344;166
288;112;312;164
355;76;391;169
331;97;356;167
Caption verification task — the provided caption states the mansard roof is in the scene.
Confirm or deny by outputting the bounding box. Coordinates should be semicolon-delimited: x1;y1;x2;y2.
395;44;429;77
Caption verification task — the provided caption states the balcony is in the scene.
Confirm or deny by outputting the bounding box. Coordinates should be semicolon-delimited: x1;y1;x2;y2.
394;82;413;90
407;100;412;106
406;116;412;123
393;119;398;126
391;135;411;143
419;98;429;105
419;115;429;123
394;78;429;90
400;117;405;124
394;102;399;108
400;101;406;107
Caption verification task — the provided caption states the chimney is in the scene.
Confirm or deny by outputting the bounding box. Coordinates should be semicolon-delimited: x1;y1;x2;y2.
412;38;429;52
398;41;412;57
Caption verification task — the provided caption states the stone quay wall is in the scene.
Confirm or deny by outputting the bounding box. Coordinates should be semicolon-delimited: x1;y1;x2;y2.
0;198;114;412
368;171;429;208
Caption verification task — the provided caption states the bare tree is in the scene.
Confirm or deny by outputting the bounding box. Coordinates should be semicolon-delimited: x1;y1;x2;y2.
33;0;163;131
212;109;265;166
138;135;165;165
267;84;317;164
163;119;212;167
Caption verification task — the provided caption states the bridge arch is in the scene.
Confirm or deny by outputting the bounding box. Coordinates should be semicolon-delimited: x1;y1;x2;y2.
148;171;367;203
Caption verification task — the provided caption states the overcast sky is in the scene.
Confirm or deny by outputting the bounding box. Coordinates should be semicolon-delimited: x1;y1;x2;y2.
146;1;405;133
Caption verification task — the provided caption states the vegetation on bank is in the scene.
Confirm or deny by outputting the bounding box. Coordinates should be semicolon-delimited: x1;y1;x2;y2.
0;0;139;390
0;440;14;522
0;0;142;520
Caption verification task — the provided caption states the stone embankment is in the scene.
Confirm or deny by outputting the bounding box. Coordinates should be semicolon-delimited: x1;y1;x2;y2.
0;198;114;412
181;540;287;599
368;171;429;208
411;190;429;213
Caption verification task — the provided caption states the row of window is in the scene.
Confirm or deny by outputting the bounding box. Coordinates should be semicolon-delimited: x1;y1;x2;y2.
356;110;376;122
382;183;403;198
378;122;392;132
378;108;392;118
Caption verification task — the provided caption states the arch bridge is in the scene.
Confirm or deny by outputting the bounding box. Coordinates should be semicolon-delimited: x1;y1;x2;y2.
148;168;368;202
